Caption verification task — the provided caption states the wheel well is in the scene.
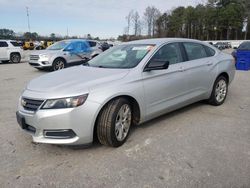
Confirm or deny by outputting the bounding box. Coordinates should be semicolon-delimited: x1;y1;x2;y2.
93;95;141;141
10;52;21;57
53;57;66;64
218;72;229;83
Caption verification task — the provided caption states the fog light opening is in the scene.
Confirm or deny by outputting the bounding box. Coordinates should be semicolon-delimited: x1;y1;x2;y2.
43;129;76;139
41;61;50;65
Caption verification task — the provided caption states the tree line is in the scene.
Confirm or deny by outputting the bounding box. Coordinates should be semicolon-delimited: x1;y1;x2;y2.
118;0;250;41
0;29;102;41
0;29;57;41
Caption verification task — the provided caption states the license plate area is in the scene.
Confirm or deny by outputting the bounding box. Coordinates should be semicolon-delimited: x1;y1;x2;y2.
16;112;36;133
16;112;27;129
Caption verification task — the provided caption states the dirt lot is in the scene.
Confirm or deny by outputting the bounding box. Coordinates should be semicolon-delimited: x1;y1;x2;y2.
0;60;250;188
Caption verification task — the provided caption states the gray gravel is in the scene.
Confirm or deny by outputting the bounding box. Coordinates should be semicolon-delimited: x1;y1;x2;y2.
0;60;249;188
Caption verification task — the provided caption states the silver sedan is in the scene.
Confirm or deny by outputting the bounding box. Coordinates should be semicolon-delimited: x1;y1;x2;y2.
16;38;235;147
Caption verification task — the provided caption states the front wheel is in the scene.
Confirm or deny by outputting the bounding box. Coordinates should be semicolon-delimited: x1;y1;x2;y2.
52;58;66;71
10;53;21;63
208;76;228;106
97;98;132;147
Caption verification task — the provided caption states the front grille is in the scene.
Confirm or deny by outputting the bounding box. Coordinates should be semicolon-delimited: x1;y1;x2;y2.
22;98;44;111
30;55;39;61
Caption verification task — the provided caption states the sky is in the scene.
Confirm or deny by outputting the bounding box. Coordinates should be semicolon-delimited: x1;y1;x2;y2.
0;0;201;39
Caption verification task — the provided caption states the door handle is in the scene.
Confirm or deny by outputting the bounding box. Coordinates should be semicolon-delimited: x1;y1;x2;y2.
206;62;213;66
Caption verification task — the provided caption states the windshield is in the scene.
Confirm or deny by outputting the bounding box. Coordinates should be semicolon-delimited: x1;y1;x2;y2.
10;41;22;47
87;44;154;69
47;41;70;50
238;42;250;50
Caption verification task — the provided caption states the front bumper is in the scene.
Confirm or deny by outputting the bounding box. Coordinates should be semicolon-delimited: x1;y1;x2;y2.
29;59;52;68
17;97;101;145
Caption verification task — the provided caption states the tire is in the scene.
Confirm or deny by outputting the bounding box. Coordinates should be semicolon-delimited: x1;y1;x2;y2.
208;76;228;106
52;58;66;71
97;98;132;147
10;53;21;63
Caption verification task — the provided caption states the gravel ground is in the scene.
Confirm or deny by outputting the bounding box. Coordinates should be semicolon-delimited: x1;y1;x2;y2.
0;56;249;188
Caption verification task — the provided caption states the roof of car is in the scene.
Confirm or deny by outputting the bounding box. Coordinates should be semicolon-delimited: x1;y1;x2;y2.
62;39;88;43
125;38;202;45
62;39;99;42
0;40;16;42
241;41;250;44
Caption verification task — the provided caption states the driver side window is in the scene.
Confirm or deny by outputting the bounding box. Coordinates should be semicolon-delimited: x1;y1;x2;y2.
150;43;183;65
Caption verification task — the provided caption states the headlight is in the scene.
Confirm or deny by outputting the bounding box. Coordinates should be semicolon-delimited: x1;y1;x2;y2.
41;94;88;109
39;54;49;59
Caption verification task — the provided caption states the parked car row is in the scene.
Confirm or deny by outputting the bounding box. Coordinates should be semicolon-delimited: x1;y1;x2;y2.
0;39;116;68
213;42;232;50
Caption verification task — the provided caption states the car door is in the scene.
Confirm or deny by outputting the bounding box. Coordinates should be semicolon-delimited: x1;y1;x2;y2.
78;41;92;60
66;42;86;64
0;41;8;60
142;43;189;119
182;42;215;97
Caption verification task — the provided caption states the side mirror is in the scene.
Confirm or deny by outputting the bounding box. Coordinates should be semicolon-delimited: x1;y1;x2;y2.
144;60;169;72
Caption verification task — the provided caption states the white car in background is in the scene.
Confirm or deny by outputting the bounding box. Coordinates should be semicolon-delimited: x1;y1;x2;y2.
29;39;102;71
0;40;23;63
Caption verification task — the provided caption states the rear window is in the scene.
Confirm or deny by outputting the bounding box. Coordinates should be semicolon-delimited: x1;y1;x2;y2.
204;45;216;57
0;41;8;47
10;41;22;47
183;42;208;60
88;41;97;47
238;42;250;50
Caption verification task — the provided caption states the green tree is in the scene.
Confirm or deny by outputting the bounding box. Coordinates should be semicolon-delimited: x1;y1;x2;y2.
0;28;15;39
168;7;185;37
50;33;56;40
155;13;169;37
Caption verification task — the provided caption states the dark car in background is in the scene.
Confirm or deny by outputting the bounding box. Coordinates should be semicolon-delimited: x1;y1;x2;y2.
214;42;225;50
101;42;110;51
214;42;232;50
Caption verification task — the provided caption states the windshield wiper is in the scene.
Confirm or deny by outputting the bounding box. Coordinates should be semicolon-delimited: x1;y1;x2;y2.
90;65;108;68
82;62;90;66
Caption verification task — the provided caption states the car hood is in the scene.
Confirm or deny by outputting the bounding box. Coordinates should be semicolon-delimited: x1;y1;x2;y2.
30;49;61;55
26;66;130;97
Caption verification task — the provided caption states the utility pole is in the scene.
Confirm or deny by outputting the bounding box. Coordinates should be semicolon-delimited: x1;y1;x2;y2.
67;27;69;38
26;6;31;33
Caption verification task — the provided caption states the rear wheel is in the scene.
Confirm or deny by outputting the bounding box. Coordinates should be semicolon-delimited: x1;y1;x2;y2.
97;98;132;147
52;58;66;71
208;76;228;106
10;53;21;63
